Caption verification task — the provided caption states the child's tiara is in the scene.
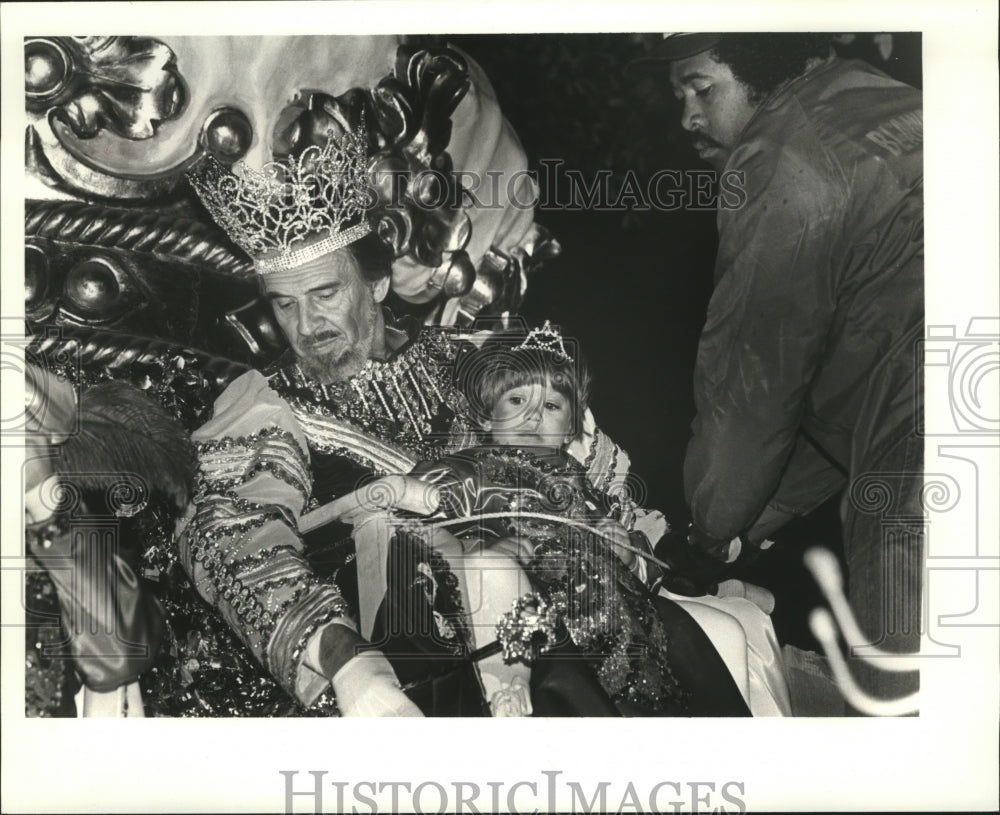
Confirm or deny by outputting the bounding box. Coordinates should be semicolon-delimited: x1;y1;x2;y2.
512;320;574;362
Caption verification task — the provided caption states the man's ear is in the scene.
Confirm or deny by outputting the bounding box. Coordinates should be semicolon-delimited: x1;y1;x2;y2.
372;275;390;303
480;420;492;433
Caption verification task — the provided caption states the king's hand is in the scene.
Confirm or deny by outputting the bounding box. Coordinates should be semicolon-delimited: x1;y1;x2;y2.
318;623;423;717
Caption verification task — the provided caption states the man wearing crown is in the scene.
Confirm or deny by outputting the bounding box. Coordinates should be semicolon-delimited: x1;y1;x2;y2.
178;123;475;715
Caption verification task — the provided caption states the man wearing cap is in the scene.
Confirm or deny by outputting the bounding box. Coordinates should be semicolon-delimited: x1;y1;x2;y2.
634;34;924;706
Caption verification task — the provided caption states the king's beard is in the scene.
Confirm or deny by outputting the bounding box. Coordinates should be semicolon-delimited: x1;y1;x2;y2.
298;297;379;384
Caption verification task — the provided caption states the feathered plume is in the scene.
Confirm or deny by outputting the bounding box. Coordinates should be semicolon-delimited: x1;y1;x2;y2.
56;380;196;511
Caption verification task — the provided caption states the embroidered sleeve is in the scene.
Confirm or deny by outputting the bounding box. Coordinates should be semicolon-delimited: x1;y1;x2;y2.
566;412;671;587
176;370;348;706
565;410;633;497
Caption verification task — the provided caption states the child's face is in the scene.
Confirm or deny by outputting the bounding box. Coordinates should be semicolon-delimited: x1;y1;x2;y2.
487;379;574;447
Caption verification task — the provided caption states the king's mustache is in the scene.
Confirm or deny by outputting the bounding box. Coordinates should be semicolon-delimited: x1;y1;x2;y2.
300;329;340;350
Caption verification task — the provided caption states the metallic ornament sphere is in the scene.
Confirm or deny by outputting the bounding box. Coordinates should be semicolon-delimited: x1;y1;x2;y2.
65;259;121;314
369;155;409;206
413;170;448;209
24;246;50;308
202;107;253;163
439;251;476;298
24;39;71;101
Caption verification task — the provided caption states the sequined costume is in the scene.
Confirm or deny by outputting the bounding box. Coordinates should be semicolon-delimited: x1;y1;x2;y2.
410;445;684;713
166;326;477;714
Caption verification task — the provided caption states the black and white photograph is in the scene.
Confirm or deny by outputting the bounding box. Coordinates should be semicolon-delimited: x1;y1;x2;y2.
2;2;997;812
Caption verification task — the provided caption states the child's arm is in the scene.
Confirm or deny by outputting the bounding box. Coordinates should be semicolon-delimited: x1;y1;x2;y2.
594;518;664;588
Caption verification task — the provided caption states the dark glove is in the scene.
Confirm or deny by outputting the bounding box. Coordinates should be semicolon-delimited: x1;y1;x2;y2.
654;524;732;597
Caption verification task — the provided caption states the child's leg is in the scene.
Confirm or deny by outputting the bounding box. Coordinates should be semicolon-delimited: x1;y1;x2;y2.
448;541;535;716
467;546;534;716
488;535;536;565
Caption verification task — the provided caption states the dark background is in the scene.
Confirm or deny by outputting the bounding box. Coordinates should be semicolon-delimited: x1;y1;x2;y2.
450;33;923;647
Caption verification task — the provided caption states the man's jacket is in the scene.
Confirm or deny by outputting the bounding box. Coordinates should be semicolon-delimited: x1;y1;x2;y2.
685;57;924;543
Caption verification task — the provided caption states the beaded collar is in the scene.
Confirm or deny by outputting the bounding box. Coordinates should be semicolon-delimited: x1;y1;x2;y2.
266;328;477;464
465;446;609;496
449;445;618;527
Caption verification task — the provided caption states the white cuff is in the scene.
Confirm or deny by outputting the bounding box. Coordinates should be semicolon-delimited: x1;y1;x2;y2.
331;651;423;717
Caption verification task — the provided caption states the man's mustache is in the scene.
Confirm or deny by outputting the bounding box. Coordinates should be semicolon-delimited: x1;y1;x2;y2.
300;329;340;350
690;133;722;149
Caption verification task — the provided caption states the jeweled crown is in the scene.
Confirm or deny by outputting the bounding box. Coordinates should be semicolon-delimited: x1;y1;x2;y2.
513;320;574;362
187;127;374;275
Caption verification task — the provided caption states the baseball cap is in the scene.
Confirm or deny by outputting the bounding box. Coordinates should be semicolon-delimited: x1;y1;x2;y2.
625;33;722;76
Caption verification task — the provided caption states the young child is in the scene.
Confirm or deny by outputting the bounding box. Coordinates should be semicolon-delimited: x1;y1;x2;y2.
408;322;681;715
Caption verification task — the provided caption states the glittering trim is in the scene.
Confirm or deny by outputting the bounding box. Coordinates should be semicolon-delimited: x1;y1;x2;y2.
185;483;350;697
254;223;372;274
187;127;373;273
582;427;631;495
512;320;574;361
196;427;311;499
287;406;416;474
25;569;79;717
186;495;306;663
270;587;349;692
427;446;683;711
583;427;600;472
603;445;619;493
188;536;278;661
496;593;564;663
524;536;681;710
190;493;290;544
135;500;340;717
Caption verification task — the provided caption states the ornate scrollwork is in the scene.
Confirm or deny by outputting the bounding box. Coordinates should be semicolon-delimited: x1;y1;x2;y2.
25;37;556;324
25;36;185;140
273;46;476;300
458;225;562;321
25;199;267;356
